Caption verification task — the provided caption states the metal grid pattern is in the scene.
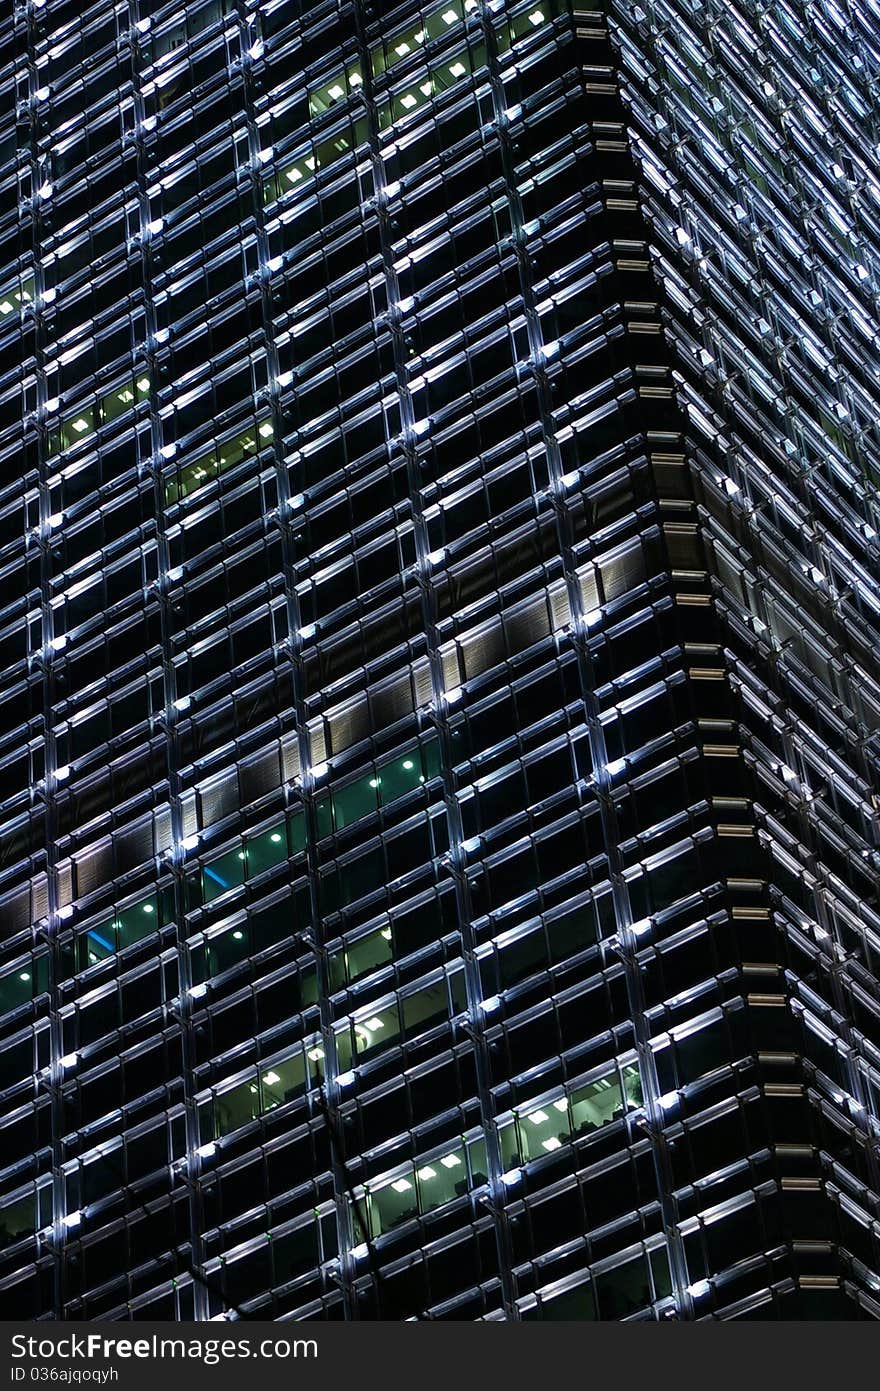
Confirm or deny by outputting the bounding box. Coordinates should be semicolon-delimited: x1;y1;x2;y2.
0;0;877;1322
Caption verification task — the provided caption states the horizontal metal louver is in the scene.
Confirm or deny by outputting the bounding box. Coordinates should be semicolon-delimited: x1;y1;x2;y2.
319;655;432;758
578;564;600;613
369;670;414;729
663;521;702;569
239;745;281;804
0;883;30;933
323;699;363;758
281;730;301;782
198;772;239;829
55;863;72;911
32;874;48;923
457;619;499;680
179;788;199;838
73;841;112;898
308;720;328;765
598;537;645;602
548;578;571;631
114;818;154;874
413;656;433;708
441;644;460;691
504;593;550;654
155;805;172;854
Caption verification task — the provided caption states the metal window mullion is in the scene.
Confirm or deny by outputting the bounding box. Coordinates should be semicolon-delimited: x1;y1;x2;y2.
233;6;360;1321
129;5;210;1322
770;695;880;1192
478;0;694;1319
352;2;520;1320
733;581;879;1150
19;2;65;1320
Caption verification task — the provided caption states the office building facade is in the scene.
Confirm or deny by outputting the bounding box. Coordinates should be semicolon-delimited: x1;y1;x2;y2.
1;0;880;1321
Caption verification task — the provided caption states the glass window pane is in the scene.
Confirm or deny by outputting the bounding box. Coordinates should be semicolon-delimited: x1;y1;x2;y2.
570;1073;623;1136
0;966;35;1011
417;1144;466;1212
247;825;288;876
0;1193;36;1248
402;981;447;1037
369;1167;418;1234
260;1052;307;1109
215;1076;260;1137
332;775;378;829
353;1002;400;1057
517;1098;571;1160
345;927;392;983
595;1253;651;1319
116;896;158;948
209;924;251;973
203;846;246;901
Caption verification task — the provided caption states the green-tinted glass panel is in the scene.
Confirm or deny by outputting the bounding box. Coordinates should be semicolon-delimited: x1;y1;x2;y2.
190;943;208;985
247;825;288;876
422;737;442;780
332;1027;351;1072
34;954;49;994
314;796;333;840
332;775;378;830
547;901;597;961
650;1244;672;1301
202;847;246;902
499;927;546;987
540;1282;596;1321
467;1135;489;1185
425;2;464;41
209;924;251;974
288;809;308;853
272;1221;319;1284
498;1117;522;1168
116;896;158;948
301;965;319;1006
250;897;294;952
78;922;116;968
377;751;424;803
339;846;384;906
0;967;34;1012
